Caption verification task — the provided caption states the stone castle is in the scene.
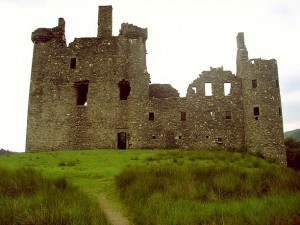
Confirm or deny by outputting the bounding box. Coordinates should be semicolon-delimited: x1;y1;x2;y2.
26;6;286;164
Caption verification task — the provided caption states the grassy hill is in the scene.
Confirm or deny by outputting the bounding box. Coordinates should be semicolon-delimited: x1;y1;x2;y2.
285;128;300;141
1;149;300;225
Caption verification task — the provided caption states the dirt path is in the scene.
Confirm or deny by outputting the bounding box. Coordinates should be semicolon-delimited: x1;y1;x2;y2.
98;193;132;225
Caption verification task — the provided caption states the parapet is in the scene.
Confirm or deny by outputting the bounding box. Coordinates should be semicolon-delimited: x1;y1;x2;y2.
31;18;66;45
119;23;148;42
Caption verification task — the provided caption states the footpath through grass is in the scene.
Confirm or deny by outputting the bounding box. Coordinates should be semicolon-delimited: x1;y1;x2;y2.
1;149;300;225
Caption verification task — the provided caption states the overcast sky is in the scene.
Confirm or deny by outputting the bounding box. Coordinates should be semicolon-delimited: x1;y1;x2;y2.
0;0;299;152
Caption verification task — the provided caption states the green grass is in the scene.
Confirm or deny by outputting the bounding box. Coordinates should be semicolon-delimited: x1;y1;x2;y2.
116;150;300;225
1;149;300;225
0;167;107;225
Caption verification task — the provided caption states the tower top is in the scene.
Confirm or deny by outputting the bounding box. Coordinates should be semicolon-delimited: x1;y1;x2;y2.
97;6;113;38
237;32;246;49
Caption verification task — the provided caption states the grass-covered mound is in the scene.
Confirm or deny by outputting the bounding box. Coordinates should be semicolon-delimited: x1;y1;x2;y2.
116;150;300;225
0;167;108;225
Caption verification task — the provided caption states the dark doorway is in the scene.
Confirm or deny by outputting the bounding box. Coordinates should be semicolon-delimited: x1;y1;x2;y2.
118;132;127;149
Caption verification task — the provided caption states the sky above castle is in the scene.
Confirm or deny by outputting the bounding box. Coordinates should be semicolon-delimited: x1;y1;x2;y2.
0;0;299;152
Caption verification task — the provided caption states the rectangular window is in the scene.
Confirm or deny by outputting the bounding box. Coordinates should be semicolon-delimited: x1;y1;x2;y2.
279;107;282;116
192;87;197;93
181;112;186;121
253;106;260;116
225;111;232;119
75;80;89;106
252;79;258;88
205;83;212;96
149;112;154;120
70;58;77;69
210;111;215;120
217;138;223;144
224;82;231;96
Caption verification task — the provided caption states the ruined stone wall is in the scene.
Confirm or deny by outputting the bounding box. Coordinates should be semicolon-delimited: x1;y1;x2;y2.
26;6;286;165
240;59;286;164
26;14;149;151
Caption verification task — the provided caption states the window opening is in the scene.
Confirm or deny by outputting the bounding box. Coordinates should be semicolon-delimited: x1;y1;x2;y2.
70;58;76;69
178;136;182;140
210;111;215;119
149;112;154;120
206;135;209;139
192;87;197;93
181;112;186;121
118;79;131;100
279;107;282;116
225;111;232;119
276;80;279;88
252;79;258;88
253;106;260;117
224;82;231;96
217;138;223;144
75;80;89;106
152;135;156;139
205;83;212;96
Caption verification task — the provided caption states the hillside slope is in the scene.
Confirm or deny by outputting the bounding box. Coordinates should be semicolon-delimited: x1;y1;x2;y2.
285;129;300;141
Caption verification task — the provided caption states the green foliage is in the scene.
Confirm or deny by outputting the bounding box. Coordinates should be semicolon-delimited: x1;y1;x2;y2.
116;151;300;225
285;137;300;171
0;167;108;225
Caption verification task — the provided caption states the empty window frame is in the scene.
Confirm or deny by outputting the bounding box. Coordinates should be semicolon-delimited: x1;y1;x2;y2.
205;83;212;96
224;82;231;96
118;79;131;100
217;138;223;144
253;106;260;117
279;107;282;116
75;80;89;106
252;79;258;88
225;111;232;119
192;87;197;93
149;112;154;121
70;58;77;69
181;112;186;121
209;111;215;119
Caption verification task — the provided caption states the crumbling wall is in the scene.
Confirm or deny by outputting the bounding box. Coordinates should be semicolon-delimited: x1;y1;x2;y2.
149;84;179;98
240;59;286;164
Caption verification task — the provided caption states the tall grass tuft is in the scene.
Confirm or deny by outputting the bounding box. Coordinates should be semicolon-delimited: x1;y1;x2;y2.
116;151;300;225
0;166;108;225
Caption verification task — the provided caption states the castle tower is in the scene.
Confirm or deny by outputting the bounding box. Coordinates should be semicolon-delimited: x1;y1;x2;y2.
26;18;68;151
237;33;286;164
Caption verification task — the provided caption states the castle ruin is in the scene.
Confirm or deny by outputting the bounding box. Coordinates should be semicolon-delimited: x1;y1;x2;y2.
26;6;286;164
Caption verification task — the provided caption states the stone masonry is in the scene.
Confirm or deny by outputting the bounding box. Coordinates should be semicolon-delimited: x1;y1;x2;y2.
26;6;286;164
